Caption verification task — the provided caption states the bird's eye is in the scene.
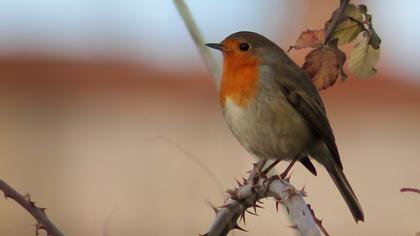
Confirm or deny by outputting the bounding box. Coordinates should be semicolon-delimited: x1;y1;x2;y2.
239;43;250;51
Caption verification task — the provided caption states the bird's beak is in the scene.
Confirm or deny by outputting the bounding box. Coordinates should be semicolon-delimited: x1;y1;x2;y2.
205;43;223;51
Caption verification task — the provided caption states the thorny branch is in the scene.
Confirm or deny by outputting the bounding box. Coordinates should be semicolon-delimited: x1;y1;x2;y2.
203;160;323;236
0;179;64;236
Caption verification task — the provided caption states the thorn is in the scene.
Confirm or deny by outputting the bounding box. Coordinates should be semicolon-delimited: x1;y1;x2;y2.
252;203;263;214
240;211;246;224
24;193;31;202
35;226;40;236
226;188;236;195
288;225;298;230
34;223;45;236
219;203;232;209
300;186;307;197
206;201;218;215
242;177;247;185
223;196;230;203
257;200;263;204
235;178;243;187
252;204;258;215
226;189;238;200
307;204;330;236
285;174;291;182
233;224;247;232
276;201;279;212
212;207;219;214
245;209;258;216
24;193;37;206
39;207;47;214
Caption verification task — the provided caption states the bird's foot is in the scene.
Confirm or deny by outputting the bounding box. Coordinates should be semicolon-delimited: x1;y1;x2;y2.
280;159;297;180
249;160;268;194
262;160;281;175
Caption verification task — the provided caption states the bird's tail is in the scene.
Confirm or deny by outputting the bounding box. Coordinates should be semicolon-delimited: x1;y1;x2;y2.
327;164;364;222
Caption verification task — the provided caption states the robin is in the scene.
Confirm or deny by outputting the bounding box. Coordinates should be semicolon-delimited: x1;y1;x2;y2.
206;31;364;222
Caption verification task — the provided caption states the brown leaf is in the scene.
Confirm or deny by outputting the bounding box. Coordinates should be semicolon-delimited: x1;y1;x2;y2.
302;46;347;90
288;29;325;52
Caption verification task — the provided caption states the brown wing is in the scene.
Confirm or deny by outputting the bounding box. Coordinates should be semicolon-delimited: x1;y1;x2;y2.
280;84;342;169
267;59;343;170
263;47;343;169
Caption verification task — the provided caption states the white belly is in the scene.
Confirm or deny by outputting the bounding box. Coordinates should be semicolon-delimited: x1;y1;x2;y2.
224;98;247;127
222;96;313;160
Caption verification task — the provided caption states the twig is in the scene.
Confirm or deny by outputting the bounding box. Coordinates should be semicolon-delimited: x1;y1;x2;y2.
324;0;350;44
0;179;64;236
173;0;221;89
400;187;420;194
204;175;321;236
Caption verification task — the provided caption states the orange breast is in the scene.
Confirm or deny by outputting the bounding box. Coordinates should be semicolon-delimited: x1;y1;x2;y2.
220;53;260;107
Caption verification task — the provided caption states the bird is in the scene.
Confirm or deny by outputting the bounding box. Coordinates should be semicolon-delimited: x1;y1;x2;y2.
206;31;364;222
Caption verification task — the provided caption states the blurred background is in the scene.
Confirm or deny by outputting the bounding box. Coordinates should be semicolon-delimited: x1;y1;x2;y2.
0;0;419;235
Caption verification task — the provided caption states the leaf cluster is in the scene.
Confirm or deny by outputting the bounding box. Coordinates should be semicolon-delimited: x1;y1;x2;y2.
290;4;381;90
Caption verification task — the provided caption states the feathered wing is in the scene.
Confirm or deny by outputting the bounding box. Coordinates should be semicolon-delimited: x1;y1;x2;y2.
266;55;364;221
268;61;342;169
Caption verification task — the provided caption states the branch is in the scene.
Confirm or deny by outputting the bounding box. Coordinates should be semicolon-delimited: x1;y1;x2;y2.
324;0;350;44
173;0;221;89
0;179;64;236
400;187;420;194
204;175;321;236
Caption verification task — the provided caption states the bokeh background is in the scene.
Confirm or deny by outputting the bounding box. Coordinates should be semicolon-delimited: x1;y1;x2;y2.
0;0;419;235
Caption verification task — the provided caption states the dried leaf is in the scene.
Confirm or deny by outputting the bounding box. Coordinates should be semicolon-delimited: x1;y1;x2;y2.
288;29;325;51
302;46;347;90
332;4;365;45
333;19;364;45
366;14;382;49
358;4;368;14
348;36;380;77
344;4;364;21
369;27;381;49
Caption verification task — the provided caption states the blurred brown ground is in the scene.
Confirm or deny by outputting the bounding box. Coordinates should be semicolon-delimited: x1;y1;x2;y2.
0;56;419;236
